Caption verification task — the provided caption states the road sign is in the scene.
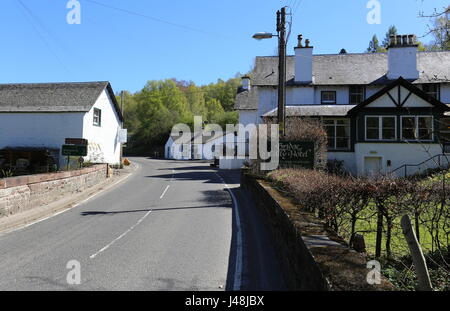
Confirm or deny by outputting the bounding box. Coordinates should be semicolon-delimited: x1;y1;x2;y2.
279;141;315;169
118;129;128;143
62;145;87;156
65;138;88;146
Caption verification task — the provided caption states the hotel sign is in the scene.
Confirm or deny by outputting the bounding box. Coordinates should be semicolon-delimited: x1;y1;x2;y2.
279;141;315;169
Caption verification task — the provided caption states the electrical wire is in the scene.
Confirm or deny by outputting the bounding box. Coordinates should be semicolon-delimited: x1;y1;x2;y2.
14;0;72;74
83;0;230;39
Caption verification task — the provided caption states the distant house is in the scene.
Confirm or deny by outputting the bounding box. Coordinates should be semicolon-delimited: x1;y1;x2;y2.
0;82;124;170
165;131;240;161
235;34;450;177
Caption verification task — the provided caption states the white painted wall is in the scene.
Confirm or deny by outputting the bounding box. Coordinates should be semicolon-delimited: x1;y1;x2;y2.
288;87;315;105
355;143;442;177
328;152;357;175
387;46;419;80
239;110;259;126
0;112;85;166
164;137;173;158
294;47;313;83
440;83;450;103
82;89;122;165
258;88;278;117
313;86;350;105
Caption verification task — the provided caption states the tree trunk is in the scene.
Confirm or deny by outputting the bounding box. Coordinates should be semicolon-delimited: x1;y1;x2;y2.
375;207;383;258
415;211;421;242
401;215;433;291
385;217;393;259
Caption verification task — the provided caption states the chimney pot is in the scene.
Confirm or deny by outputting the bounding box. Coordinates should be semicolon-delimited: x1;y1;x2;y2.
241;76;251;90
297;34;303;48
305;39;310;48
402;35;408;45
389;35;396;46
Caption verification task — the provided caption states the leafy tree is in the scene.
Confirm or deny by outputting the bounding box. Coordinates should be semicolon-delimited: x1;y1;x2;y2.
121;76;242;154
367;35;385;53
382;25;398;48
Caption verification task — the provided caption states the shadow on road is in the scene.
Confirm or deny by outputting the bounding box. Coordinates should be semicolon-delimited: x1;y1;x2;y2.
80;204;231;217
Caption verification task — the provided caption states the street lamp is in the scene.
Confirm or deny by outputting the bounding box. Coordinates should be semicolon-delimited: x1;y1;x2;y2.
253;7;287;137
252;32;277;40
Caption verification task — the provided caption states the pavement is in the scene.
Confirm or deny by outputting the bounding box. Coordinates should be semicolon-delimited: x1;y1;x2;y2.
0;157;286;291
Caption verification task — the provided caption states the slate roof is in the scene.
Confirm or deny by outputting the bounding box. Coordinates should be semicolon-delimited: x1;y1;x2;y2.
235;51;450;110
251;51;450;86
234;86;259;110
0;81;123;121
263;105;355;118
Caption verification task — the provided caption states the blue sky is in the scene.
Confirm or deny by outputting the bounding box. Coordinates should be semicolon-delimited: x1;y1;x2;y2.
0;0;448;93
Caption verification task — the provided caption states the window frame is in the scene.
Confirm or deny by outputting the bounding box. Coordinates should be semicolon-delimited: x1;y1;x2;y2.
364;116;397;141
400;115;434;142
422;84;440;101
323;118;351;151
349;85;365;105
93;108;102;127
321;91;337;105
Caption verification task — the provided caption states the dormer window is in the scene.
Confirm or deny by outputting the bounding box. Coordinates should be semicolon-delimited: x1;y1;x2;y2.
349;86;365;104
422;84;440;100
321;91;336;105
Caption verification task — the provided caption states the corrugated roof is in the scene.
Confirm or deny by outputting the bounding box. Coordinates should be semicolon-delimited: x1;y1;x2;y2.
0;81;123;121
263;105;355;118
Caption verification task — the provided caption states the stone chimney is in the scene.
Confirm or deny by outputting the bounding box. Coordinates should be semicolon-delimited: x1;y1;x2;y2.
387;34;419;80
294;35;313;83
241;75;251;90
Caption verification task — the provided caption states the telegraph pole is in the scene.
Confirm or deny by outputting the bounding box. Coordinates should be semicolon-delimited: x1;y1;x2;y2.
277;8;287;137
120;91;124;164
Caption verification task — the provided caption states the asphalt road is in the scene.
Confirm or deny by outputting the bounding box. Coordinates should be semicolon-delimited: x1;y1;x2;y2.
0;158;285;291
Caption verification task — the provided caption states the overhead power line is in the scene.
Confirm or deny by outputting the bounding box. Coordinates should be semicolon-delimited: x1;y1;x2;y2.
83;0;229;39
14;0;72;73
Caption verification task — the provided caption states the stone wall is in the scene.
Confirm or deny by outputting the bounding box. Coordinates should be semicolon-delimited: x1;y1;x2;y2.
0;165;108;218
241;170;396;291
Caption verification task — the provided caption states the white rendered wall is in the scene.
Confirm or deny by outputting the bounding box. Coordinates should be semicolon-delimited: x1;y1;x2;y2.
0;112;85;166
355;143;442;177
387;46;419;80
294;47;313;83
83;90;122;164
287;87;315;105
440;83;450;103
239;110;259;126
313;86;350;105
327;152;357;175
258;88;278;117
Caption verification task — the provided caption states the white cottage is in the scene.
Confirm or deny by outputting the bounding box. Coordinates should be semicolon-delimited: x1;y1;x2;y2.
0;81;124;169
165;131;238;160
235;34;450;177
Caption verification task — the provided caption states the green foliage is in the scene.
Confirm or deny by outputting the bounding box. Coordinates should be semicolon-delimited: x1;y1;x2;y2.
367;35;386;53
121;77;242;153
366;25;429;53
